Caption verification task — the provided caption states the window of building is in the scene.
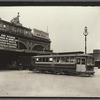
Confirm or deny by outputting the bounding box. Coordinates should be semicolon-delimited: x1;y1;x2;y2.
11;26;14;32
21;29;24;34
16;28;20;33
9;25;12;31
3;24;7;30
6;25;9;31
14;27;17;32
0;22;2;28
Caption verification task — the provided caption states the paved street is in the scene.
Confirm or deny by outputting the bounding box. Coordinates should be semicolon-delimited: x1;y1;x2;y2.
0;68;100;97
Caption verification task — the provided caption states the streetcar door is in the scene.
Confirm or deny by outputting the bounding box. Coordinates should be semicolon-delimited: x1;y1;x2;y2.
76;57;86;72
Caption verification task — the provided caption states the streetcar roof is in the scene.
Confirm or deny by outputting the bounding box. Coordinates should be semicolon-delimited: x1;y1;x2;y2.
34;54;93;58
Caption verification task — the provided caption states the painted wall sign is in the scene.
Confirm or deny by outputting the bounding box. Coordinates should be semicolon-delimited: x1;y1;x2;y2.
0;33;18;49
33;28;49;39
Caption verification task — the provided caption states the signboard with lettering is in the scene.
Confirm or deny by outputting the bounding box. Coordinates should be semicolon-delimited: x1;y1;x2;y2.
0;33;18;49
32;28;49;39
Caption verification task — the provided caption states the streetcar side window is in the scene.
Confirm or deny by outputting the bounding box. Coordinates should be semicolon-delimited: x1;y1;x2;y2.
36;58;39;62
43;57;45;62
66;57;70;62
70;57;75;62
61;57;66;62
46;57;49;62
57;57;60;62
39;57;42;62
49;58;53;62
53;57;57;62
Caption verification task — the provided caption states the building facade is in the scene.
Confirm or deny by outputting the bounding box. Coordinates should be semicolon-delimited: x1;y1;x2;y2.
0;13;51;69
0;13;51;55
93;49;100;61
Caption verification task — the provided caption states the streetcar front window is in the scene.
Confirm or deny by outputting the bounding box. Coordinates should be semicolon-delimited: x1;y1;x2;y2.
77;58;80;64
82;59;85;64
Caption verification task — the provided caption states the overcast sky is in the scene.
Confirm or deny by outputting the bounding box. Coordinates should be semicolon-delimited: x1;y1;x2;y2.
0;6;100;53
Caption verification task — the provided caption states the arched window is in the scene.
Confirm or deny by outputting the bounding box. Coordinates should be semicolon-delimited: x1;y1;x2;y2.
32;45;44;51
17;41;27;49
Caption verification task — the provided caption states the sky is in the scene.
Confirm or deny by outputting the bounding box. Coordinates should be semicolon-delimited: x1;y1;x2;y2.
0;6;100;53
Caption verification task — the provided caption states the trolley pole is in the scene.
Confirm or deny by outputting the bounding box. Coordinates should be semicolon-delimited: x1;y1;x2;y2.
83;26;88;54
85;35;87;54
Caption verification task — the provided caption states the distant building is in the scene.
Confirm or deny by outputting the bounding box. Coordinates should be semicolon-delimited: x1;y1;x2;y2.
93;49;100;61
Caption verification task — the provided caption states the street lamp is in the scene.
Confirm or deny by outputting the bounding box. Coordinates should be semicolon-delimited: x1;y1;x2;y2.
83;26;88;54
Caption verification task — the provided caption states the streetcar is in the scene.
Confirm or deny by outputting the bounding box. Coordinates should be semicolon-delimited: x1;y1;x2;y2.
31;54;95;76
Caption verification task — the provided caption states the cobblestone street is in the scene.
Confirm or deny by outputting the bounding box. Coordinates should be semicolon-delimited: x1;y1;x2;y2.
0;68;100;97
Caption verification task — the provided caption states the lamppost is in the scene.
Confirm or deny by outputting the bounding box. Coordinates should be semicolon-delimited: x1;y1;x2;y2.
83;26;88;54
